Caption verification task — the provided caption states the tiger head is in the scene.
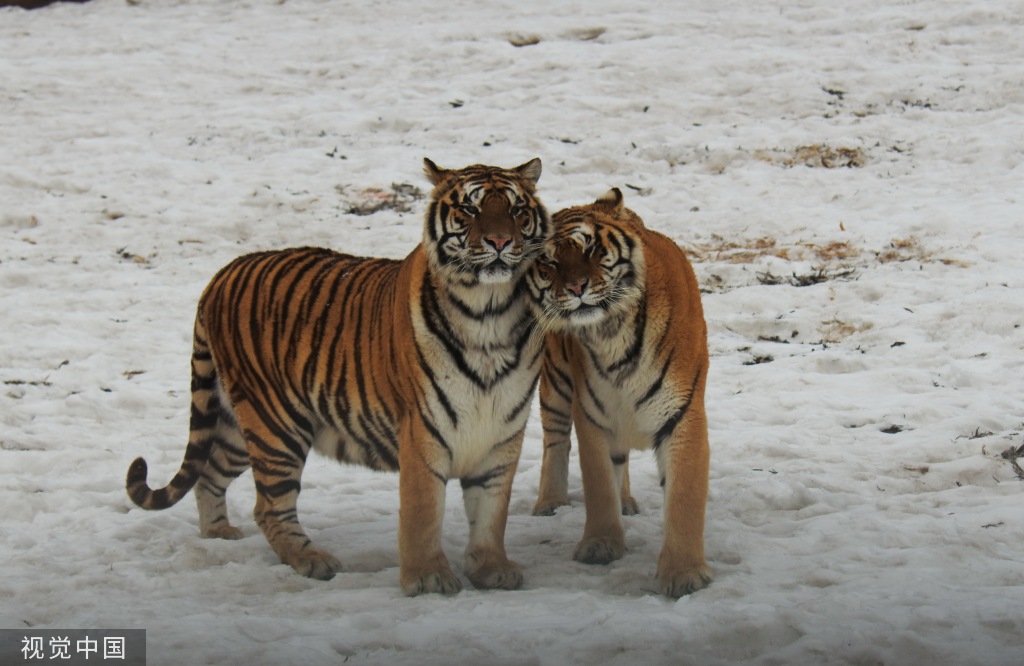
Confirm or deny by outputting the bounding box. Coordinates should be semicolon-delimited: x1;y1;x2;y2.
423;158;550;286
529;188;647;331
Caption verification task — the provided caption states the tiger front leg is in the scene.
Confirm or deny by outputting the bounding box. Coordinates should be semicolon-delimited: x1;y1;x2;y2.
398;426;461;596
655;404;713;597
460;436;525;590
573;416;626;565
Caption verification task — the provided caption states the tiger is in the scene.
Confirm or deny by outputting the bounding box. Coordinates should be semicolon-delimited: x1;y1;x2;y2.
126;158;551;596
526;188;713;597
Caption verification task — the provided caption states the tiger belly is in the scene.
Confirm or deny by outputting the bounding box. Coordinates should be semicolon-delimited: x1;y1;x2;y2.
311;424;400;472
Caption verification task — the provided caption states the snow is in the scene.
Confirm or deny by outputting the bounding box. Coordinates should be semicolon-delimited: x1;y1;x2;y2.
2;0;1023;664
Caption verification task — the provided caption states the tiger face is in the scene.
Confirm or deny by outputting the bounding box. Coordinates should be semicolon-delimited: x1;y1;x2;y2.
424;158;549;285
531;188;646;330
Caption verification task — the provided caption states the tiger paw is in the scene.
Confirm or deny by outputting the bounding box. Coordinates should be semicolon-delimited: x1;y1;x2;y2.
286;547;342;581
401;567;463;596
532;498;569;516
201;525;244;540
465;551;523;590
657;563;713;597
573;536;625;565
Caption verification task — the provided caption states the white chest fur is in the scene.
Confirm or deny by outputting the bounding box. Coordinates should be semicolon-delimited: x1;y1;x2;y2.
576;323;684;451
415;281;542;476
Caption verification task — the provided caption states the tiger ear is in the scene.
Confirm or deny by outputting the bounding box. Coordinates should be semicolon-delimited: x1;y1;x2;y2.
514;158;543;186
423;158;449;186
595;187;624;212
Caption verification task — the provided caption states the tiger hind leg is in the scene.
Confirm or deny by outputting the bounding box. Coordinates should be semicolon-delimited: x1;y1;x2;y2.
533;343;574;516
533;436;571;516
235;404;341;580
193;406;249;540
617;460;640;516
188;329;248;540
534;340;639;517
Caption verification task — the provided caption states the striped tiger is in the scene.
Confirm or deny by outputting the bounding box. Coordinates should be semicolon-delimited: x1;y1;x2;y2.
126;158;550;596
527;188;713;597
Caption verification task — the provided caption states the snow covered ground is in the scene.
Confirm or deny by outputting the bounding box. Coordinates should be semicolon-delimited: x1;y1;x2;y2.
2;0;1023;664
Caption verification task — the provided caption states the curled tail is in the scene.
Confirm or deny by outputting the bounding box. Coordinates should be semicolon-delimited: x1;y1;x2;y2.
125;321;221;510
125;452;205;510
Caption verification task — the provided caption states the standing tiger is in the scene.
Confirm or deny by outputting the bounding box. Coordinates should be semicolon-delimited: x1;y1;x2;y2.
126;158;550;596
528;188;713;597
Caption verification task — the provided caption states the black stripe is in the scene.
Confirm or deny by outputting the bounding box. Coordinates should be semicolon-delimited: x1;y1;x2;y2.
254;479;301;498
581;404;614;437
652;364;703;451
209;433;248;459
504;380;537;425
205;455;247;480
355;414;400;471
635;352;673;408
490;432;522;453
247;432;302;465
189;403;219;430
415;342;458;427
539;399;571;424
261;510;299;523
606;300;646;378
447;280;526;320
581;373;606;414
190;371;217;392
603;226;627;258
420;414;453;461
653;406;687;452
545;358;573;400
428;200;443;241
182;437;213;461
460;463;511;490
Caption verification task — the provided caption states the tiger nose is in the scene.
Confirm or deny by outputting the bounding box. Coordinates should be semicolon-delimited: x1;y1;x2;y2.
485;235;513;251
566;279;588;297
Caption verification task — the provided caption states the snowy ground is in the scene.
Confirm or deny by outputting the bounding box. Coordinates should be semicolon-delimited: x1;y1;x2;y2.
2;0;1024;664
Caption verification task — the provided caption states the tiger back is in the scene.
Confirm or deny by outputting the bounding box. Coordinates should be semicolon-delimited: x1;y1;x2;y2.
126;158;550;596
527;188;713;597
